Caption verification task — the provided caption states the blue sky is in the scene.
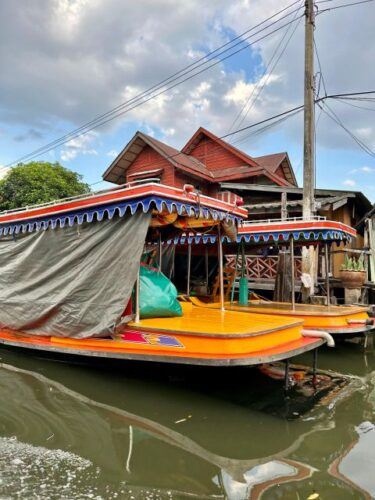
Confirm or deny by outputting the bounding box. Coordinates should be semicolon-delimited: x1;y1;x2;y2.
0;0;374;201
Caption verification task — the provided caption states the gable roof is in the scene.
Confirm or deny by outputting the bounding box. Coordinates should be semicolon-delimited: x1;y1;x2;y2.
254;152;297;186
182;126;259;168
103;131;212;184
102;127;296;187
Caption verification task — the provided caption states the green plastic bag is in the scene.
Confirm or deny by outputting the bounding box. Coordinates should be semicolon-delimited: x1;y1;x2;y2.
139;266;182;319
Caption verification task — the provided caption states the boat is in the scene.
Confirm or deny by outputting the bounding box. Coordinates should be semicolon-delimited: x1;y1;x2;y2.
176;218;374;339
0;181;331;366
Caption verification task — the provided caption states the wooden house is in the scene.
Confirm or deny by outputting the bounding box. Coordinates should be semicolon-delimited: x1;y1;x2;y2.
103;127;373;297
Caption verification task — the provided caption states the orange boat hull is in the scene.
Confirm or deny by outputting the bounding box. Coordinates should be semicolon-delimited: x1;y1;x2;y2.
0;304;323;366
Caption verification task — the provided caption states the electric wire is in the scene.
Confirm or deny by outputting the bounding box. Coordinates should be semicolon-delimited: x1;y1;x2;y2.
232;15;303;140
94;91;375;182
318;0;374;13
5;5;304;167
314;39;328;97
227;0;304;135
81;91;375;189
334;98;375;112
318;101;375;157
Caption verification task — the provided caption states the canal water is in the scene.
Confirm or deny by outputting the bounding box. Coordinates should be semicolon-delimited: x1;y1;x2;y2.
0;342;374;499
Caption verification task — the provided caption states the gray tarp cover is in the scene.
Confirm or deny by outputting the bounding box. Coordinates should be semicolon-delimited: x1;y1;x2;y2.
0;212;150;338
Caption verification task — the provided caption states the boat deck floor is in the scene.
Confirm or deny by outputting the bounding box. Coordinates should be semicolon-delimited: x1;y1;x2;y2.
189;297;367;318
0;303;325;366
128;302;303;337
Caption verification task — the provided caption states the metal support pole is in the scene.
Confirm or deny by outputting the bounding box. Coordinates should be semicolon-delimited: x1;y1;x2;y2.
135;269;140;323
325;243;331;308
187;243;191;297
205;246;209;293
312;348;318;386
284;359;290;393
218;226;225;312
158;233;162;272
290;238;296;311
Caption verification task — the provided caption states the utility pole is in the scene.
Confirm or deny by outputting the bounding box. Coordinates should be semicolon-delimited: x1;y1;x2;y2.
302;0;316;301
302;0;315;218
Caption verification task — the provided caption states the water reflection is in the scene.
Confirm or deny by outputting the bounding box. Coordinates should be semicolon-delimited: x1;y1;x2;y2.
0;346;374;499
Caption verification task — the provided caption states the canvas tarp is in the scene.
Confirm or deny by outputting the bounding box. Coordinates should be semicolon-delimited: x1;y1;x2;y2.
0;212;150;338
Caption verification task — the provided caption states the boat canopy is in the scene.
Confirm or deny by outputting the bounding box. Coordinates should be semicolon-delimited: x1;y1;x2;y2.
0;182;246;339
166;218;356;246
0;182;246;236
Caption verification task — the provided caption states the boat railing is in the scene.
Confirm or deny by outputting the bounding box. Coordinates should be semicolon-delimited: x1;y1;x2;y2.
242;215;327;226
0;177;162;216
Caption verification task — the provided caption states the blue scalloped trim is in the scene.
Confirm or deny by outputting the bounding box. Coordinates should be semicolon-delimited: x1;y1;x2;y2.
0;196;241;236
238;229;351;243
168;229;352;245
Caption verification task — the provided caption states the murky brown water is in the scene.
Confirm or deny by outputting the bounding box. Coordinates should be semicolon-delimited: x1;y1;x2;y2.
0;341;374;499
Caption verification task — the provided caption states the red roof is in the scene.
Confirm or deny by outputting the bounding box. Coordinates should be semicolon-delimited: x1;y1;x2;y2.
254;152;297;186
103;127;297;187
182;126;259;169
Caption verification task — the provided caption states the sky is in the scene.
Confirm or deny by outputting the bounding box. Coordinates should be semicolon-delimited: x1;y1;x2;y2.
0;0;374;201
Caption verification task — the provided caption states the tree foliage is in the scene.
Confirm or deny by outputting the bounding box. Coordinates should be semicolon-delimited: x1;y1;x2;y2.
0;161;90;210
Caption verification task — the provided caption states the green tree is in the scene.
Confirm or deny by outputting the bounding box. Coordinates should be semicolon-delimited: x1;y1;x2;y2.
0;161;90;210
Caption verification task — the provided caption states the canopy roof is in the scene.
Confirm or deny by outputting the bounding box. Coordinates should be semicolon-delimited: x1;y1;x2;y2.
0;182;247;236
167;218;356;245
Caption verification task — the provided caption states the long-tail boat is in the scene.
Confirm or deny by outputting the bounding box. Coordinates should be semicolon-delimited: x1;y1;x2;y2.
177;218;373;339
0;181;331;366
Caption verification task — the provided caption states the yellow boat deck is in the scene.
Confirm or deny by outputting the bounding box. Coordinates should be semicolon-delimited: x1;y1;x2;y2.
187;297;371;333
249;301;367;317
129;301;303;337
0;302;323;366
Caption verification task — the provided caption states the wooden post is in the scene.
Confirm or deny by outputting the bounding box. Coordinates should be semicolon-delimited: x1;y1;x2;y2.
281;192;288;221
218;226;225;312
284;359;290;393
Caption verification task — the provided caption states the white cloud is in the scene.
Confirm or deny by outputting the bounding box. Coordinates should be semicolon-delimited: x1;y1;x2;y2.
343;179;356;187
349;165;375;174
224;74;280;107
361;166;374;173
0;0;374;155
106;149;118;158
60;131;98;161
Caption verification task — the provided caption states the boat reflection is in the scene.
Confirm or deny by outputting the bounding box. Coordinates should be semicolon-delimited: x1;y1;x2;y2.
0;349;373;499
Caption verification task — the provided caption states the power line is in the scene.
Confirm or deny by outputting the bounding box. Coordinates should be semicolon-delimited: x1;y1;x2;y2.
318;100;375;157
98;91;375;175
5;5;304;167
323;91;375;99
313;39;328;97
318;0;374;13
335;98;375;112
228;3;304;137
83;106;304;188
228;0;298;132
86;91;375;188
231;107;304;147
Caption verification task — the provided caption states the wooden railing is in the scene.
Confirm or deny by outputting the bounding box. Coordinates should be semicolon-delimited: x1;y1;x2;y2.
225;255;302;281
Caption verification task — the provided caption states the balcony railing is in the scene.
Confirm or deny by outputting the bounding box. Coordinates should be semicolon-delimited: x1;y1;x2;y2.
242;215;326;226
225;254;302;281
